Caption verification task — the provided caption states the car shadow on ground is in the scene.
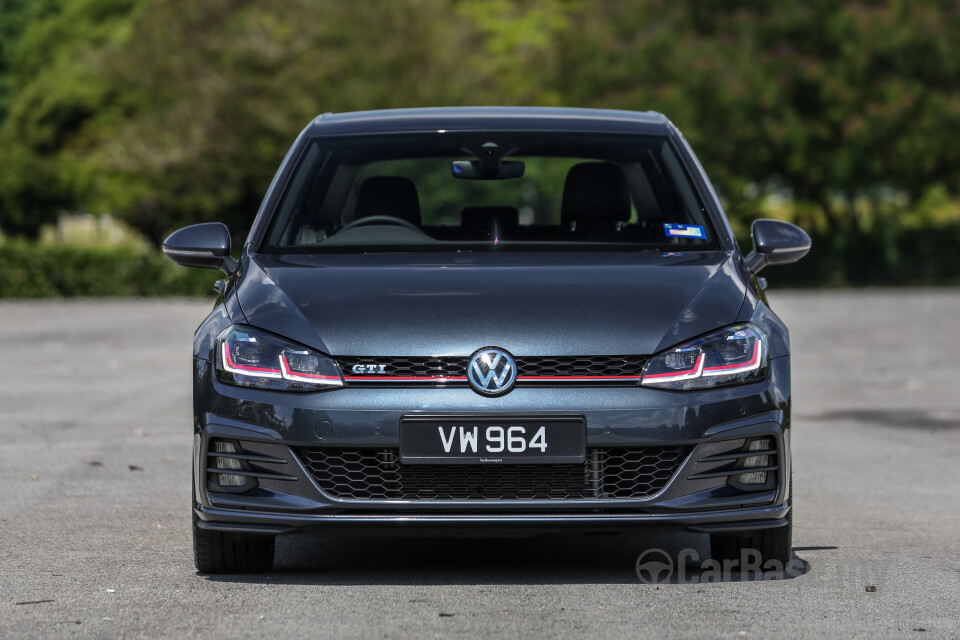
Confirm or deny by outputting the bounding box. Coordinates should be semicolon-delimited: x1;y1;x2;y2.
201;532;812;586
799;408;960;430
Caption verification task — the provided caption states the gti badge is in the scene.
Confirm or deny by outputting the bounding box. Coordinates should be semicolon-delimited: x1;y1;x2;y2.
467;347;517;396
352;363;387;374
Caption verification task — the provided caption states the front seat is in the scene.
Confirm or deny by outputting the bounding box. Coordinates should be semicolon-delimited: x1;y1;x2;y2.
560;162;631;234
354;176;422;226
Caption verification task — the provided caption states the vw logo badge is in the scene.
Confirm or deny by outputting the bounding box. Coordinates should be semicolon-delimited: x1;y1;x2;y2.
467;347;517;396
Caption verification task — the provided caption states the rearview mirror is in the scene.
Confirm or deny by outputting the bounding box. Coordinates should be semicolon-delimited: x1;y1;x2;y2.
451;160;525;180
743;219;811;275
162;222;238;275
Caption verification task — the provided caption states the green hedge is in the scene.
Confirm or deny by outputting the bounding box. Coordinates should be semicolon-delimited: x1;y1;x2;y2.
0;240;219;297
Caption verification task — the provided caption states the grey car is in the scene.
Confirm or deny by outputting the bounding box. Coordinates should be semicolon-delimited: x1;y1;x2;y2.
163;107;811;573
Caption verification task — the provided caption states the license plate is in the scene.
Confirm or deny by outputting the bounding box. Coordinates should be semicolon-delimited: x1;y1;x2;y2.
400;416;586;464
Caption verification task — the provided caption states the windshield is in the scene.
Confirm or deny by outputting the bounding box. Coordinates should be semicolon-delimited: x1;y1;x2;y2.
263;132;719;253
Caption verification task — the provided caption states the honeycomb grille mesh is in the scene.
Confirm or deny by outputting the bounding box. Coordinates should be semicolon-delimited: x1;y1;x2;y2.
337;355;648;384
295;447;689;501
518;356;648;378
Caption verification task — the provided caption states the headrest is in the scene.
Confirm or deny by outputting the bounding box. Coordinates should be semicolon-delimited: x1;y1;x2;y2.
560;162;631;226
354;176;421;226
461;207;519;237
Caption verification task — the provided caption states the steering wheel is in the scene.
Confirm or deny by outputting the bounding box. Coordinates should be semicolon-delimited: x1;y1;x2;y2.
340;215;421;233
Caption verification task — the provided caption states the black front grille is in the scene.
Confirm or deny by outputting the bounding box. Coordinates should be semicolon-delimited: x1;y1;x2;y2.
296;447;689;501
339;356;466;378
517;355;648;378
337;355;648;384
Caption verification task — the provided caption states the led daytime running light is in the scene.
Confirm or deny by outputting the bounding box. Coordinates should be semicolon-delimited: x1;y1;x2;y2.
221;341;282;378
640;324;768;389
642;353;705;383
702;340;762;377
217;327;344;390
279;353;343;385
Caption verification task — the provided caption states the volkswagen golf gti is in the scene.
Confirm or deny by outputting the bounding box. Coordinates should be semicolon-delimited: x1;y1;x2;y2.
163;107;811;573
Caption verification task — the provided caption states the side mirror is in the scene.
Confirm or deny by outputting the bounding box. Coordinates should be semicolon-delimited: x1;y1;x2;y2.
162;222;239;275
743;219;811;275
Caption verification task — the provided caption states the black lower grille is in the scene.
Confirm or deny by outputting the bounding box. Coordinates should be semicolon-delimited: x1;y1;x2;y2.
295;447;690;501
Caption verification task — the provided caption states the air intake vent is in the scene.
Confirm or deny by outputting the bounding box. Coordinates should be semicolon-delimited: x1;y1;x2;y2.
295;446;689;501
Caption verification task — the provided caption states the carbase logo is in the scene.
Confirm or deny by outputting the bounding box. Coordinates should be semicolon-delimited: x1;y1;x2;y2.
636;547;807;584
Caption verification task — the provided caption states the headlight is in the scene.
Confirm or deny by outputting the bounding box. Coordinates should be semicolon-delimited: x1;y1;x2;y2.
641;323;767;390
216;326;344;391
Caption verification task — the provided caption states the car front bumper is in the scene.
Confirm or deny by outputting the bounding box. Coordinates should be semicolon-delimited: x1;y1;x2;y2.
192;355;792;536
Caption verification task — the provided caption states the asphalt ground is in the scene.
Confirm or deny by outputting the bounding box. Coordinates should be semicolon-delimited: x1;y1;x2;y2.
1;291;959;638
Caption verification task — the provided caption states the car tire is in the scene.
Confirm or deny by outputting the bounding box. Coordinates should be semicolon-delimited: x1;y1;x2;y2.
193;514;275;574
710;479;793;567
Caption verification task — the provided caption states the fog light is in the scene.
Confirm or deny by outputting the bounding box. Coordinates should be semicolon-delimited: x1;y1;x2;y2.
738;470;768;485
213;441;245;487
743;438;771;468
738;438;772;485
743;454;769;468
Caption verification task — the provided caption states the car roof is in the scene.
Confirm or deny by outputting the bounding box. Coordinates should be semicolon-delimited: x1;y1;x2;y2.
305;107;673;137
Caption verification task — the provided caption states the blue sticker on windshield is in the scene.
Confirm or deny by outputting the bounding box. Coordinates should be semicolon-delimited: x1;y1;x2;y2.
663;223;706;239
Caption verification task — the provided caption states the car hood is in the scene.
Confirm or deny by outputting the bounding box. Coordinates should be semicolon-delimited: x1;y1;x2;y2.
235;251;747;357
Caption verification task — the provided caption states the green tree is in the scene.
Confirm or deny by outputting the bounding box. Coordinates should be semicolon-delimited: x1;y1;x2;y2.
558;0;960;232
0;0;146;236
1;0;576;242
0;0;63;120
2;0;959;245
